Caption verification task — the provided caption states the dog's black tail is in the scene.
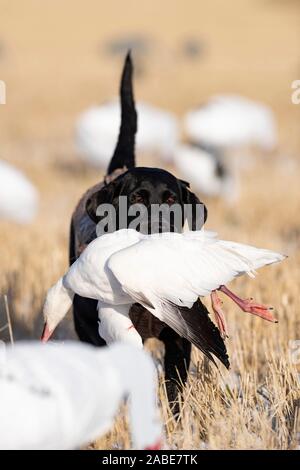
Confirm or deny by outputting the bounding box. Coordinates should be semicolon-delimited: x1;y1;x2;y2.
107;51;137;175
69;218;76;265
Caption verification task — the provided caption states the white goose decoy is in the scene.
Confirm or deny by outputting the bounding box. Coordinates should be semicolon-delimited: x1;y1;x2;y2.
0;341;162;450
0;160;38;223
41;229;285;345
76;100;179;168
174;144;237;201
184;95;277;151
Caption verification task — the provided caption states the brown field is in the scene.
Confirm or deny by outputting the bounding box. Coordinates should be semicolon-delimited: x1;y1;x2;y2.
0;0;300;449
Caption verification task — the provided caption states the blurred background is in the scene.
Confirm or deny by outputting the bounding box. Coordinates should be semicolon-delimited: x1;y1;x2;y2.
0;0;300;449
0;0;299;146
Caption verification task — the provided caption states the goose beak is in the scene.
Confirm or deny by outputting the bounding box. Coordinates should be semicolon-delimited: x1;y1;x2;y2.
144;438;162;450
41;322;53;342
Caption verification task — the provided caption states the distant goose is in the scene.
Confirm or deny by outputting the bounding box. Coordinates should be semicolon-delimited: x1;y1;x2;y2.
76;101;179;168
174;144;237;200
0;341;162;450
42;229;285;346
0;160;38;223
184;95;277;151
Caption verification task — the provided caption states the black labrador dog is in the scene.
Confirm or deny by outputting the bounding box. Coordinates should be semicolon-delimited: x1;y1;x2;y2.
70;53;229;412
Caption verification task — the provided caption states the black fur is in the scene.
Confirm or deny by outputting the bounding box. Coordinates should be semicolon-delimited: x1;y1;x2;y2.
107;52;137;175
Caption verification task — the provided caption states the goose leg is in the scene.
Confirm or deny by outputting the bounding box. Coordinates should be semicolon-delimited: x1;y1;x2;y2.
218;285;277;323
211;291;229;339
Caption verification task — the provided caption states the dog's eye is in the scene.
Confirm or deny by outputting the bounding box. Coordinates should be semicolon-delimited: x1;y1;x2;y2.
131;193;144;204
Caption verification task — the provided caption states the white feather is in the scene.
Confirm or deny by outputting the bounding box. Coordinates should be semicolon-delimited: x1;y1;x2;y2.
108;231;285;313
0;341;161;450
0;160;38;223
184;95;277;150
174;144;236;199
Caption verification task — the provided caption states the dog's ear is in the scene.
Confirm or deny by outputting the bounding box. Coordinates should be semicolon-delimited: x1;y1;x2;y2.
179;179;191;188
86;178;124;223
179;180;207;229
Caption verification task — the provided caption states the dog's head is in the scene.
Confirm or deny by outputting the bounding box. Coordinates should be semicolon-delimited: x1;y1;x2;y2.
86;167;207;235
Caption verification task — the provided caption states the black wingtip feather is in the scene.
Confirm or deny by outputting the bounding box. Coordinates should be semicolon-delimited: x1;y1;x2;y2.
107;50;137;175
173;300;230;369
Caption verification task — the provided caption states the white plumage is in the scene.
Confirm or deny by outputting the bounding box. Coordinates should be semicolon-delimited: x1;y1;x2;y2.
184;95;277;151
0;160;38;223
76;101;179;167
174;144;236;200
42;229;285;346
0;341;162;450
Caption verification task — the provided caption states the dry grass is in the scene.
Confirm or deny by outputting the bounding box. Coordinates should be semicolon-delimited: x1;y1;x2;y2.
0;0;300;450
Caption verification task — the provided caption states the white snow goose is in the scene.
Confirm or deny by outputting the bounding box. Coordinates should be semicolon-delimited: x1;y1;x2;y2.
184;94;277;151
0;341;162;450
0;160;38;223
41;229;285;352
174;144;237;201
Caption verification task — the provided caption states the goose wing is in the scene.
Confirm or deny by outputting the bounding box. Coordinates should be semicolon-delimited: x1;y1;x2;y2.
108;230;284;309
107;231;284;365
